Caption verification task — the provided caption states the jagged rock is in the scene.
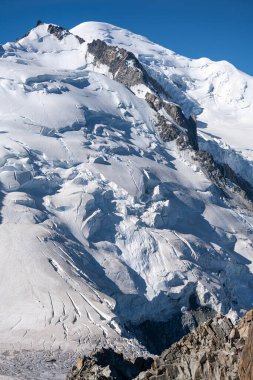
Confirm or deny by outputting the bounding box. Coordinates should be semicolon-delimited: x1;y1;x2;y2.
221;163;253;201
135;314;245;380
66;348;153;380
47;24;85;43
239;310;253;380
0;45;4;57
145;93;163;111
87;39;163;93
48;24;71;40
156;114;180;142
87;42;198;150
163;102;198;150
67;311;253;380
238;310;253;338
145;93;181;142
194;151;225;185
163;102;189;129
193;151;253;202
36;20;43;26
186;115;199;151
145;93;198;149
176;134;191;150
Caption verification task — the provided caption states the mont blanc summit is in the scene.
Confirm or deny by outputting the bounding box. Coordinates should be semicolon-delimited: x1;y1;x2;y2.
0;20;253;378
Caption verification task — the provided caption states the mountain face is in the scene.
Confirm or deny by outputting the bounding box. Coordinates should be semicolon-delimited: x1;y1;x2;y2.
0;20;253;377
67;309;253;380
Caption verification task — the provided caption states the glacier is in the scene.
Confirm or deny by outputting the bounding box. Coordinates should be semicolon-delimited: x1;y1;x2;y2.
0;20;253;379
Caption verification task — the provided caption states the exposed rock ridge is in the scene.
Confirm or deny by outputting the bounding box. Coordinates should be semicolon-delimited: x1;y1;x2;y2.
145;92;199;150
66;310;253;380
17;21;85;44
47;24;85;44
86;40;199;151
135;315;239;380
87;39;164;94
142;93;252;203
239;310;253;380
65;348;153;380
47;24;71;40
135;310;253;380
193;151;253;203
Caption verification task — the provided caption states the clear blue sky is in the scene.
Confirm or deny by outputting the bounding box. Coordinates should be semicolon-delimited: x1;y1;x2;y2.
1;0;252;75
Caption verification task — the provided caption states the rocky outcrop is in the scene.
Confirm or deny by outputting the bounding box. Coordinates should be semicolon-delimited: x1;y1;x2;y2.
163;102;198;150
86;42;199;150
18;22;85;44
67;310;253;380
0;45;4;57
48;24;71;40
239;310;253;380
156;114;181;142
47;24;85;44
145;92;199;150
87;39;164;94
193;151;253;202
136;314;240;380
135;310;253;380
186;115;198;151
145;93;163;112
65;348;153;380
163;102;190;129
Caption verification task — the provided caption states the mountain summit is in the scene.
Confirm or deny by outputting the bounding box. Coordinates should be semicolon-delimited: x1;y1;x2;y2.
0;21;253;379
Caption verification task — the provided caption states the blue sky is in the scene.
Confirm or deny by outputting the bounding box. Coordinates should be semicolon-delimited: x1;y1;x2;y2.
1;0;252;75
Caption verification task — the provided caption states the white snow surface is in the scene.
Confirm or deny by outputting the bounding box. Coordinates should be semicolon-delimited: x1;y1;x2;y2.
0;21;253;363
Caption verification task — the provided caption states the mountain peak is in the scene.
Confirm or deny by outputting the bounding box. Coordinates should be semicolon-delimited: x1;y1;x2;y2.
0;18;253;379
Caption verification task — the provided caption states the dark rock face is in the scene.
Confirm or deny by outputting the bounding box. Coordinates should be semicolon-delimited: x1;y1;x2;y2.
156;114;180;142
193;151;253;202
66;348;153;380
163;102;189;129
176;134;192;150
36;20;43;26
145;92;163;112
221;163;253;201
145;93;198;150
87;39;163;93
87;41;199;150
194;151;226;186
239;310;253;380
47;24;85;44
47;24;70;40
18;22;85;44
136;310;253;380
136;314;240;380
186;115;198;151
66;310;253;380
163;102;198;150
0;45;4;57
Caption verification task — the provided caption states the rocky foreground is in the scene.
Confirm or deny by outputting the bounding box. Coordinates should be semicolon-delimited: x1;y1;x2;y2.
66;310;253;380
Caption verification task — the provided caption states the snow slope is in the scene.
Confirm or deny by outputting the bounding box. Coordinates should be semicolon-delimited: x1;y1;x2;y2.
0;21;253;366
72;22;253;159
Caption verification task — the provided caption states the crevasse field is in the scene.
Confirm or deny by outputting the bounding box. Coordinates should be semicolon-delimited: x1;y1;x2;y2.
0;21;253;379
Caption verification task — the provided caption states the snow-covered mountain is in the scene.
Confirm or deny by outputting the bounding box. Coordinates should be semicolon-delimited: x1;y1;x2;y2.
0;20;253;370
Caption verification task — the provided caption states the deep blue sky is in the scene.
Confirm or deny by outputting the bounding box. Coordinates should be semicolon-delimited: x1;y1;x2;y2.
1;0;252;75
